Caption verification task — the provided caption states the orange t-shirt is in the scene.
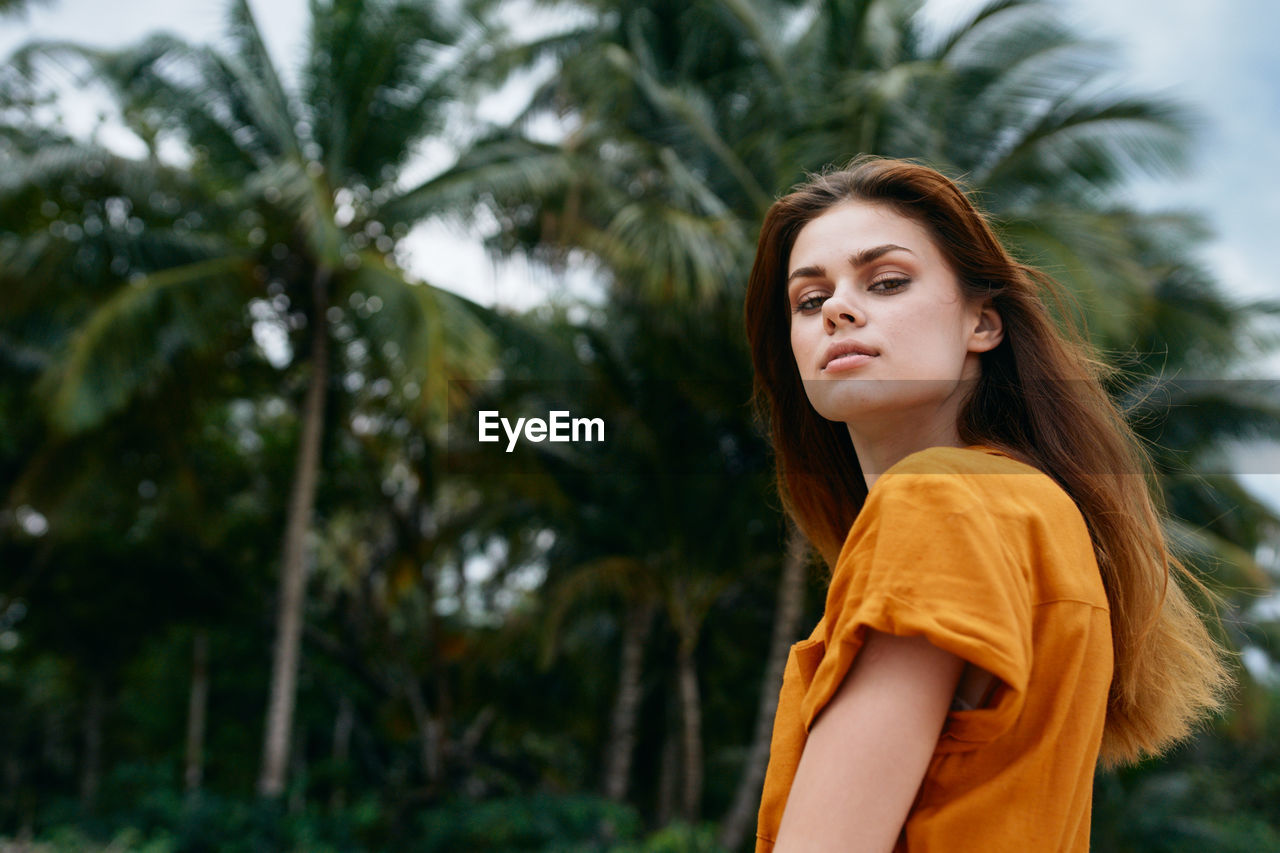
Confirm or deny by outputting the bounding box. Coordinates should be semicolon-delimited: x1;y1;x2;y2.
756;445;1112;852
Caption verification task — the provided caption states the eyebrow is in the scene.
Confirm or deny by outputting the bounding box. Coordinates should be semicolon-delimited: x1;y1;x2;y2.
786;243;916;285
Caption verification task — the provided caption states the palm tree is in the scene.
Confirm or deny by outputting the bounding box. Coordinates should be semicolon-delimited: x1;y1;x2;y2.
486;298;776;819
0;0;46;17
455;0;1279;843
2;0;496;798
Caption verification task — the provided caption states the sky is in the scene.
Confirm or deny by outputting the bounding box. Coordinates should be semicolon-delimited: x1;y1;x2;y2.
5;0;1279;313
2;0;1278;505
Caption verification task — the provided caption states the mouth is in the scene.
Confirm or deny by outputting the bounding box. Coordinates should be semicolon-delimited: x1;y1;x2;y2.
822;341;878;372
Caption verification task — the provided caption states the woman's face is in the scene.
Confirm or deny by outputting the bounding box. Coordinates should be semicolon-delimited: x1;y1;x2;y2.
786;201;1002;432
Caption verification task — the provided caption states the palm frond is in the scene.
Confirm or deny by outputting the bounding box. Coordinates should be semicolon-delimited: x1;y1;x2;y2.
38;256;251;433
380;134;579;228
302;0;459;184
349;252;498;425
929;0;1038;62
224;0;302;159
978;94;1194;192
603;42;772;213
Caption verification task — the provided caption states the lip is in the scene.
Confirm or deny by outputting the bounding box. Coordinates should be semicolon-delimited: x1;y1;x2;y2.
822;340;878;372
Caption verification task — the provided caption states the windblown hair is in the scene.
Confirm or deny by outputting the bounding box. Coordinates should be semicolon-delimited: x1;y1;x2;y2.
744;155;1231;766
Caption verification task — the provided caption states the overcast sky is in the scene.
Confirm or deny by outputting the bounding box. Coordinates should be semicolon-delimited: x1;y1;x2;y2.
3;0;1278;504
4;0;1277;309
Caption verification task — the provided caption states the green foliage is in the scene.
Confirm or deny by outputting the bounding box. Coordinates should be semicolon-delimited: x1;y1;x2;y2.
10;792;643;852
417;794;643;852
611;821;726;853
2;0;1279;851
1093;750;1280;850
6;795;755;852
19;786;358;853
3;827;178;853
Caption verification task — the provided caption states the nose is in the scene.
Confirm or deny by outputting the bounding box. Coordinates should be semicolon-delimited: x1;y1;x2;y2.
821;285;865;331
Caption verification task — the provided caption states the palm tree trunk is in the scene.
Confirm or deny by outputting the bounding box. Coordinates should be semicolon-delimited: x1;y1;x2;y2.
288;721;307;814
330;694;354;809
656;721;678;827
602;600;656;801
184;629;210;794
405;675;443;784
718;528;809;851
79;675;104;811
677;641;702;822
258;265;330;798
3;752;19;823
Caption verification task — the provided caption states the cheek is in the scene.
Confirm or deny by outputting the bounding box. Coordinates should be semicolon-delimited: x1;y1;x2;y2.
789;321;811;367
888;307;968;367
916;315;972;371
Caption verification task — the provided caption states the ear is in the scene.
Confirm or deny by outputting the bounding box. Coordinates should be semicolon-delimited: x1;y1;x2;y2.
966;299;1004;354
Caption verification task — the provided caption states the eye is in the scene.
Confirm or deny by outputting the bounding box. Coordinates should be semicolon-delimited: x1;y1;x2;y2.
794;293;827;313
869;275;909;293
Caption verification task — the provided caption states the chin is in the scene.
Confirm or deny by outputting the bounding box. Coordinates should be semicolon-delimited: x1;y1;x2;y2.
803;380;899;423
802;379;963;425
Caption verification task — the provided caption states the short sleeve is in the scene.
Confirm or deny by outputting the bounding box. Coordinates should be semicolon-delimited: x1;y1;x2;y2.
800;469;1033;747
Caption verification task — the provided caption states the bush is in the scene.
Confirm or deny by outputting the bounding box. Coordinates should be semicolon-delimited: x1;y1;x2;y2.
417;793;643;852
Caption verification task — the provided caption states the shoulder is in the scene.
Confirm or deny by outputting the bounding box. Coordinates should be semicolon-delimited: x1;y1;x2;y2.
869;444;1072;513
887;444;1044;479
852;445;1091;563
856;445;1100;589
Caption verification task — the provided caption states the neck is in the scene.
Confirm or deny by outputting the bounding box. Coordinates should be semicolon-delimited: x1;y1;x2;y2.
841;365;984;490
847;418;967;491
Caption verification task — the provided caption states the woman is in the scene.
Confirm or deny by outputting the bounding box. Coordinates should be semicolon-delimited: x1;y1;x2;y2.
743;156;1231;852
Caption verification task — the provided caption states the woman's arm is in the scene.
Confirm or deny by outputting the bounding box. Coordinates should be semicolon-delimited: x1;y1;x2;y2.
773;629;965;852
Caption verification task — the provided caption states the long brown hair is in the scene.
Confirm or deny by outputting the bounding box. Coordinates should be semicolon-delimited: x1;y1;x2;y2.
744;155;1231;766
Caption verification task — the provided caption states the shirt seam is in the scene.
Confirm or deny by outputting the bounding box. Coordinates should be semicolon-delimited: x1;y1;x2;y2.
860;589;1025;693
1032;598;1109;611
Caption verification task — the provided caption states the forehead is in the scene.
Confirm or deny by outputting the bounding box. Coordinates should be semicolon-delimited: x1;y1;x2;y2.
788;201;939;271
